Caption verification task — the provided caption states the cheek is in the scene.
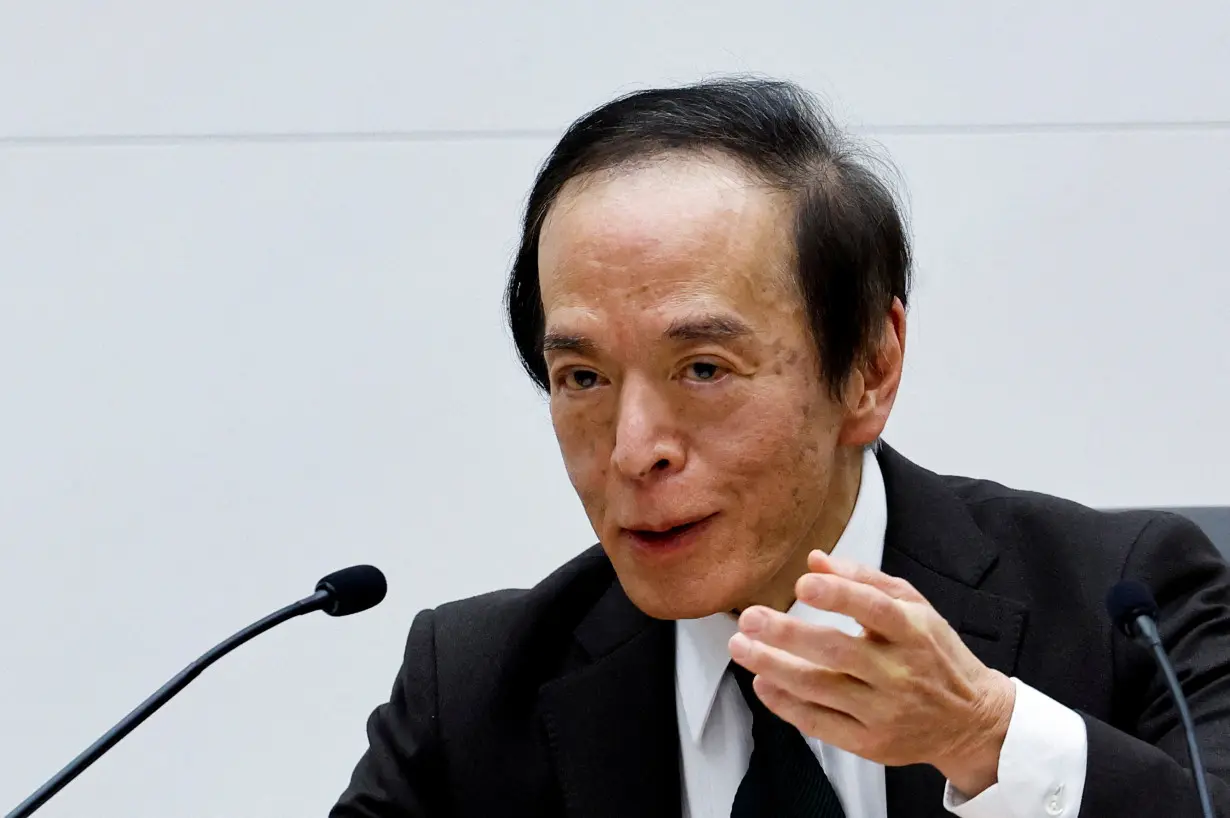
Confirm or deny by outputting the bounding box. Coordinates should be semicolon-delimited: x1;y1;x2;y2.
698;383;839;512
708;417;819;495
550;397;615;504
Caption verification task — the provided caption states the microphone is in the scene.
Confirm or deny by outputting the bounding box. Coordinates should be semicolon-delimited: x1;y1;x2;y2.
5;564;387;818
1106;580;1213;818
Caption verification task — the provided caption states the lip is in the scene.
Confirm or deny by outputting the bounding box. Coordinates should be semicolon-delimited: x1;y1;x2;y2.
619;513;718;557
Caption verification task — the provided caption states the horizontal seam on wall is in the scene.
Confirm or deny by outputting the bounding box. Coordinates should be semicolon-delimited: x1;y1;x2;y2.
1;119;1229;148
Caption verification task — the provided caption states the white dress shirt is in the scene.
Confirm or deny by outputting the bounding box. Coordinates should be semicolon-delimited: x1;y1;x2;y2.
675;447;1089;818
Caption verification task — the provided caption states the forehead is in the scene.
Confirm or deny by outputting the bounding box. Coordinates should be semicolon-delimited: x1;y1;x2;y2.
536;155;798;323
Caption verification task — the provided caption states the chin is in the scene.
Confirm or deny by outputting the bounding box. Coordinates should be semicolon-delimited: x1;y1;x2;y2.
609;562;744;621
599;525;757;620
622;588;714;620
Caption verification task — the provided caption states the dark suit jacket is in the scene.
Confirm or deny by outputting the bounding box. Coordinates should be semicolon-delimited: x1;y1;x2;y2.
329;444;1230;817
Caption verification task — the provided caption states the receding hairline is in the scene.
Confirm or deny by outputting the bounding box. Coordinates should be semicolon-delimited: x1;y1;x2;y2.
540;146;802;229
536;148;807;308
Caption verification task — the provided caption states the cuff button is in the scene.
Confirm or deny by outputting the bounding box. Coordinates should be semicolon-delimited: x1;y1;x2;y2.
1045;784;1065;816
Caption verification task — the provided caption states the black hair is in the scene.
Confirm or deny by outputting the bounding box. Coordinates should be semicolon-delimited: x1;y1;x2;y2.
504;76;912;398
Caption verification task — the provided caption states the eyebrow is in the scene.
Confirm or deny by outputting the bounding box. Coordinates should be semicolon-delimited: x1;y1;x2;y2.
541;313;754;355
541;332;598;355
662;314;754;344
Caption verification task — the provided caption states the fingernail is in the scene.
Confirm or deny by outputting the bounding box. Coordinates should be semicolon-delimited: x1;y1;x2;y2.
729;632;752;660
741;608;767;635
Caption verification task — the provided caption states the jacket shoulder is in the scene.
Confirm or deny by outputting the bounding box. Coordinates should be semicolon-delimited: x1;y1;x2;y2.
939;469;1218;585
432;544;611;631
427;545;615;696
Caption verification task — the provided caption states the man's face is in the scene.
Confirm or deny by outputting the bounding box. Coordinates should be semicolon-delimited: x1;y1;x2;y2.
537;155;863;619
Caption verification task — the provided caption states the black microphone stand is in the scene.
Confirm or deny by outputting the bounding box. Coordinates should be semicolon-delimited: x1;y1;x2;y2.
5;589;329;818
1134;614;1215;818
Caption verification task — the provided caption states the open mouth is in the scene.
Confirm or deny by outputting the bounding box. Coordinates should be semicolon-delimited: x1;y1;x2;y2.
624;514;716;550
635;519;702;541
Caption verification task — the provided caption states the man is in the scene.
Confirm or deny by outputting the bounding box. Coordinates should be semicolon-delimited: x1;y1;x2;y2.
329;78;1230;817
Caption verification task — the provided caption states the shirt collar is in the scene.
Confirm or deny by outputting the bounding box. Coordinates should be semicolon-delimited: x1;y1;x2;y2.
674;446;888;744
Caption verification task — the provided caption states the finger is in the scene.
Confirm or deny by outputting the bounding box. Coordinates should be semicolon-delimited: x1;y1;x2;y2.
729;632;872;716
736;606;882;683
752;675;866;748
807;550;925;603
795;573;916;641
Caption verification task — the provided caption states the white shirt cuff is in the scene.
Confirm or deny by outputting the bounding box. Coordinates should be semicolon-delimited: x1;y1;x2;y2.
944;678;1087;818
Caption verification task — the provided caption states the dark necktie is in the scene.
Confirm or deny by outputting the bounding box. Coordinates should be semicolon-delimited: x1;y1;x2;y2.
729;664;847;818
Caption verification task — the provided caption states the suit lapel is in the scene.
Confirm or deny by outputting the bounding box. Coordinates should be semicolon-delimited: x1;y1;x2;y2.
539;581;681;818
875;444;1029;817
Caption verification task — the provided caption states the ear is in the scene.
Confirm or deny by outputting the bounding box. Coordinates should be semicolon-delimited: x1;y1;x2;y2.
837;297;907;447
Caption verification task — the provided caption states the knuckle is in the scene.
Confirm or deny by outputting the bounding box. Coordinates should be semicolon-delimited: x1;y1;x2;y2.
800;665;828;694
764;612;800;648
914;605;946;635
775;611;803;639
823;633;856;667
850;563;876;583
742;637;769;666
870;595;899;625
887;576;917;598
885;659;913;683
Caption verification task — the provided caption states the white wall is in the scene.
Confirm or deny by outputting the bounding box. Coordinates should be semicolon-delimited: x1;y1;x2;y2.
1;3;1227;816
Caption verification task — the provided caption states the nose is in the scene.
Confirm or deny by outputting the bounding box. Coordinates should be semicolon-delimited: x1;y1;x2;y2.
611;378;686;481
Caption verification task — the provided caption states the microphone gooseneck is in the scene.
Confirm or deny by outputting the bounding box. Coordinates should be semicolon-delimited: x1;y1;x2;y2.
1105;580;1214;818
5;565;387;818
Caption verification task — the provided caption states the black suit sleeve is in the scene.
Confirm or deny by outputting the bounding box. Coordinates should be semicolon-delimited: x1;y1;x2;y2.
1080;514;1230;816
330;608;447;818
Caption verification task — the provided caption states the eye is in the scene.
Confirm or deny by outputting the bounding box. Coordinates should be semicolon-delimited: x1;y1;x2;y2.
683;361;727;383
557;368;603;391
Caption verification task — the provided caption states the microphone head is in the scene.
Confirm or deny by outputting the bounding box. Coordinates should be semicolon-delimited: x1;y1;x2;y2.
315;565;387;617
1106;579;1159;637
